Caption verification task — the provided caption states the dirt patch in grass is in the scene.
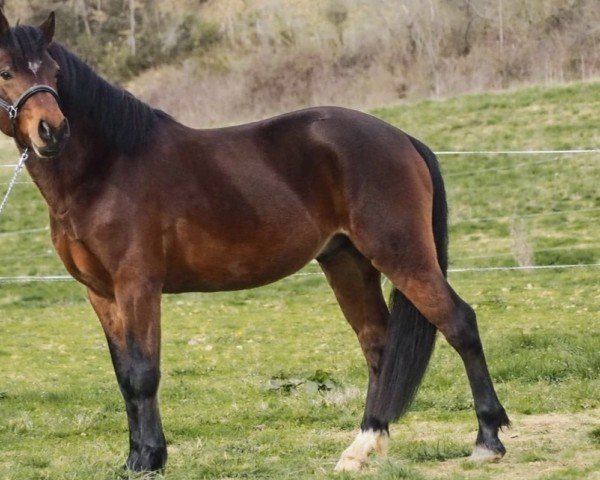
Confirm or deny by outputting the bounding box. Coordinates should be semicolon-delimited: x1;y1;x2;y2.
398;409;600;479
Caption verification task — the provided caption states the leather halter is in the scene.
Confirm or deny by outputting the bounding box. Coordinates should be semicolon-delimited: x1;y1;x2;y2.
0;85;60;148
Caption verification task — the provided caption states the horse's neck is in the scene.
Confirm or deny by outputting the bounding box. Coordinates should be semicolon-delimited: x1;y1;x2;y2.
26;122;106;218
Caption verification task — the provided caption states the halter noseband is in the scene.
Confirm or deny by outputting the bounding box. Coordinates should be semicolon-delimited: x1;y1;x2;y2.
0;84;59;120
0;85;60;148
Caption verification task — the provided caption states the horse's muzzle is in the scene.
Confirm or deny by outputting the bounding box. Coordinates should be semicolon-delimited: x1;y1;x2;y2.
36;118;70;157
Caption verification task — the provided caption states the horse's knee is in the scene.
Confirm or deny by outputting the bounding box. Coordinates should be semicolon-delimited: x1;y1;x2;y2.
106;333;160;401
116;350;161;400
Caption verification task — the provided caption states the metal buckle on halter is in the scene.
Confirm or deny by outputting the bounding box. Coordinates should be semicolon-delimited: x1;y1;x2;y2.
1;85;60;121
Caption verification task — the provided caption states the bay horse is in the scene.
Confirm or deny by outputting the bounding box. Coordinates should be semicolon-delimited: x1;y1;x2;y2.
0;12;509;473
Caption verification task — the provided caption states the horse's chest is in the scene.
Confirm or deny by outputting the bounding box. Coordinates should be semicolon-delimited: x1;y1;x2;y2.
52;226;112;296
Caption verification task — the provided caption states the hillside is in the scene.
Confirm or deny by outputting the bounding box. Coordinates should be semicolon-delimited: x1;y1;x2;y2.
4;0;600;126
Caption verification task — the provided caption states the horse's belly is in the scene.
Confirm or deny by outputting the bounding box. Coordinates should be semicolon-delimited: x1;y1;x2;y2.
162;219;327;293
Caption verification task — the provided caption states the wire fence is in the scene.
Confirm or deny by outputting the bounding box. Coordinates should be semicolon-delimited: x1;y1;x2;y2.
0;148;598;285
0;226;49;236
435;149;600;155
2;262;600;285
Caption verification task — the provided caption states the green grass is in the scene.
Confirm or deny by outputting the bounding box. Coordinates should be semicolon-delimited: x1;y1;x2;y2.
1;81;600;479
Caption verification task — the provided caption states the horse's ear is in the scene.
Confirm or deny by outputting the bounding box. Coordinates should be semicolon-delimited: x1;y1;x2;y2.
0;10;10;36
39;11;55;44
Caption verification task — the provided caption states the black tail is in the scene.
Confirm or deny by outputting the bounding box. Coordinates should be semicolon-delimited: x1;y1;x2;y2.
370;135;448;423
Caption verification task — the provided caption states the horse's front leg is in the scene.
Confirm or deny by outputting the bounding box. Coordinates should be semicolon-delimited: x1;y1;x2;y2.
88;281;167;472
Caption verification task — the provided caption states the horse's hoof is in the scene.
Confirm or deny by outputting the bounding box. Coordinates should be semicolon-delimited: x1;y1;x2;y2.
334;429;389;472
469;444;504;462
334;455;366;472
124;445;167;472
124;450;140;471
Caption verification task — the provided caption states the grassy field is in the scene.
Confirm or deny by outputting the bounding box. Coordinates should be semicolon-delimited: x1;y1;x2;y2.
0;81;599;479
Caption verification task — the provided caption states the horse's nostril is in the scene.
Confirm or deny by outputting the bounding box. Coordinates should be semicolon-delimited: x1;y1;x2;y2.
38;120;53;142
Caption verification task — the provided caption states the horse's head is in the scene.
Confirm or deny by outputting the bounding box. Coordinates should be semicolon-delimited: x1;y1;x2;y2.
0;11;68;157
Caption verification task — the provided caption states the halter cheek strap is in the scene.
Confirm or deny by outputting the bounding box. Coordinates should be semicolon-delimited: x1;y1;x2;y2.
0;85;60;148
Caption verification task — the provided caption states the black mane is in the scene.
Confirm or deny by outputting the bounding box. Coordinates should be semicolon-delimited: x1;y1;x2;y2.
1;25;169;154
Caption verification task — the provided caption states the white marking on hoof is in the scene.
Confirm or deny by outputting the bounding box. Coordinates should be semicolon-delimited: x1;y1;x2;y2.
334;429;389;472
469;445;503;462
373;431;389;457
334;455;365;472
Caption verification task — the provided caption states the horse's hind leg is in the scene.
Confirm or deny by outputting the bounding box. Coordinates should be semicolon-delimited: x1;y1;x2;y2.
365;246;510;462
317;237;390;471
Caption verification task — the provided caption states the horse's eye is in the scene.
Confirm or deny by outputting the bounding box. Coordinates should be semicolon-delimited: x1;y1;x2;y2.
0;71;12;81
